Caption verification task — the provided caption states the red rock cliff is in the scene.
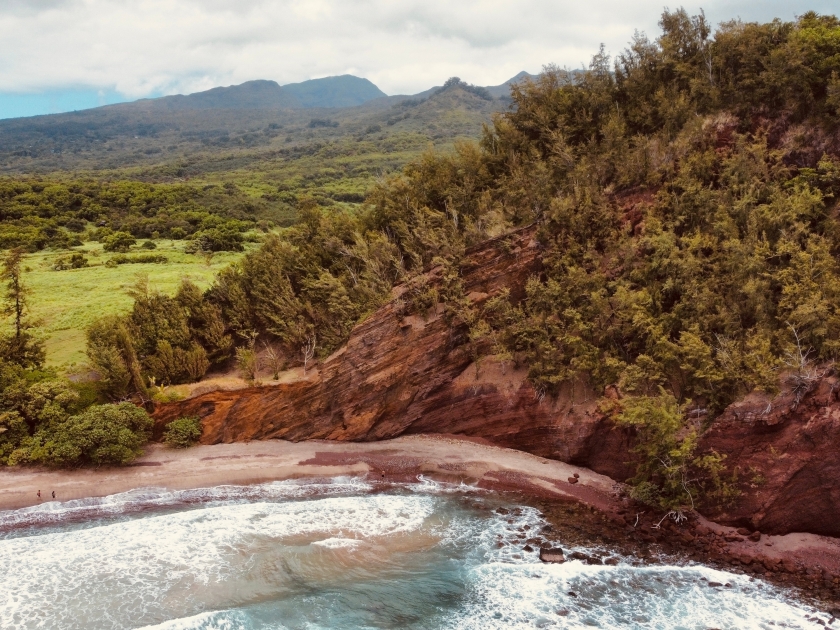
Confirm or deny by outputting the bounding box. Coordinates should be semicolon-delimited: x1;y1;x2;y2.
699;374;840;537
154;225;840;537
156;225;627;463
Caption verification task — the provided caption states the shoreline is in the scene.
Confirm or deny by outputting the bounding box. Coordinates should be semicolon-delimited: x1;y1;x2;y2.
0;435;619;513
1;434;840;611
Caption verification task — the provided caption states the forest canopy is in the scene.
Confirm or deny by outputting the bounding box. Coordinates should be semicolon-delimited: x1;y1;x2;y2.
89;10;840;406
0;179;281;252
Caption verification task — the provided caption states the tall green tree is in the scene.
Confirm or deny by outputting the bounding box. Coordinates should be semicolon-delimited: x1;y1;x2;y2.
0;248;44;368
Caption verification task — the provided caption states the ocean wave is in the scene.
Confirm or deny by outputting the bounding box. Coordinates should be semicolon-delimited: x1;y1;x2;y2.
137;610;253;630
0;492;438;629
451;560;827;629
0;476;374;531
0;478;829;630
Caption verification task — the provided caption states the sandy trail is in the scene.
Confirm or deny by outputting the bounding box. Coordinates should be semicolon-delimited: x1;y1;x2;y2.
0;434;616;512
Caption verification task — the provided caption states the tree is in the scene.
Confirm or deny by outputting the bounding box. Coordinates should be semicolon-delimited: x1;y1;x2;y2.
103;231;137;253
0;248;44;368
235;331;259;384
9;402;153;467
86;316;147;400
262;341;283;380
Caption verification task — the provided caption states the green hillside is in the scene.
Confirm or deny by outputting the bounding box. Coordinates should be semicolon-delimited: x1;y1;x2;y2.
0;79;515;365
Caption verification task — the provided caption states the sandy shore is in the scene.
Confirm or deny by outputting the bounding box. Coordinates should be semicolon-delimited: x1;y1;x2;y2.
0;434;618;512
2;433;840;605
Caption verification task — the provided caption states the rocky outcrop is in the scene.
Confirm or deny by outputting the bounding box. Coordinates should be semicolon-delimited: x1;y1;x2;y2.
699;373;840;537
154;224;840;538
155;224;635;467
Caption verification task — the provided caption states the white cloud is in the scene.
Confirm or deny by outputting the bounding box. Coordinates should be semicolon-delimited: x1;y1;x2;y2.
0;0;833;98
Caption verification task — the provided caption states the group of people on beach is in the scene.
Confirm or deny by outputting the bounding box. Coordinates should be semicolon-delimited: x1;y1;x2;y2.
36;490;55;500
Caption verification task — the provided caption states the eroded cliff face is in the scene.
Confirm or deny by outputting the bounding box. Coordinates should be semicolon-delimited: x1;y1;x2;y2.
155;225;633;466
154;225;840;537
698;375;840;537
156;227;554;443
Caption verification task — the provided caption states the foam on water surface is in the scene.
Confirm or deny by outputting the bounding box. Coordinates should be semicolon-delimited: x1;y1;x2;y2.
0;478;830;630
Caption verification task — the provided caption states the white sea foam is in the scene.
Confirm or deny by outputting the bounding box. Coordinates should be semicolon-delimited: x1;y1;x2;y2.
137;610;252;630
451;555;827;629
311;537;366;549
409;474;483;495
0;492;433;630
0;476;374;530
0;478;830;630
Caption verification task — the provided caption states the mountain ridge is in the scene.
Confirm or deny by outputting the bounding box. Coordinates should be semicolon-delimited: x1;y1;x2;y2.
1;71;536;121
0;72;536;175
131;75;389;111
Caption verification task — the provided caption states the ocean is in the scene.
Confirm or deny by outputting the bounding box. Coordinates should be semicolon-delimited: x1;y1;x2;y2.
0;477;829;629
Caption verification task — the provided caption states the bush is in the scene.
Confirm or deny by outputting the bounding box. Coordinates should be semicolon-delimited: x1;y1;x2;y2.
141;240;157;250
611;392;737;512
9;402;153;467
163;416;202;448
107;253;168;265
52;253;89;270
308;118;339;128
103;231;137;253
185;228;244;253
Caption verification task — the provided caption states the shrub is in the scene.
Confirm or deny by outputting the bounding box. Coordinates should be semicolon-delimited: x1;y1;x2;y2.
308;118;338;128
185;228;244;253
611;392;737;512
235;346;259;383
141;240;157;250
107;254;168;265
163;416;202;448
103;231;137;253
10;402;153;467
52;253;89;270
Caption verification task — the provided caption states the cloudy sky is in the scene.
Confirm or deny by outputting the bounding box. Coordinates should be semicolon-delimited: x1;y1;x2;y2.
0;0;832;119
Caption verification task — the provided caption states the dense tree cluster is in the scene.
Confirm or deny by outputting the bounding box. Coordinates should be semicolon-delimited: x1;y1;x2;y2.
0;179;272;251
0;250;153;467
475;10;840;408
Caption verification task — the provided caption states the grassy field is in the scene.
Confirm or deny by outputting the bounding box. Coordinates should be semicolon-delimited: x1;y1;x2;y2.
21;241;250;368
0;86;503;370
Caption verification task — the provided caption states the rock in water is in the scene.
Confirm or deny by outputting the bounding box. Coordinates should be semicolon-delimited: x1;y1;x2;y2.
540;547;566;563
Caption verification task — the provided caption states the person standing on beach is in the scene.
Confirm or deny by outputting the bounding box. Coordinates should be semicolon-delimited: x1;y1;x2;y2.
37;490;40;499
51;491;55;499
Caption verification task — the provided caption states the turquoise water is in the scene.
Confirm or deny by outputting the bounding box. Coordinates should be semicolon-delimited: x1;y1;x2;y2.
0;477;830;629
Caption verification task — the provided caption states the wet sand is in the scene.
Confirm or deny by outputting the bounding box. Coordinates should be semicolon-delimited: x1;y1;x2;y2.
0;434;618;512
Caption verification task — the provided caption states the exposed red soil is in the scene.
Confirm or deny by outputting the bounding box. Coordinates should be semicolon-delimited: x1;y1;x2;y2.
153;223;840;549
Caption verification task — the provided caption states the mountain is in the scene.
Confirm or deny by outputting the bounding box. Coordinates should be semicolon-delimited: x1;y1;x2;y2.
0;74;525;175
136;75;388;111
484;71;539;98
280;75;387;108
144;79;297;110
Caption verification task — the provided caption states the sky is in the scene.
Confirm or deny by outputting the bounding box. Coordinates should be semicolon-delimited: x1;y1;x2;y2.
0;1;834;120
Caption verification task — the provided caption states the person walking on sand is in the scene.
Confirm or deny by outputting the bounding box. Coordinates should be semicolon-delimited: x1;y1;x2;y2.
51;491;55;499
37;490;41;500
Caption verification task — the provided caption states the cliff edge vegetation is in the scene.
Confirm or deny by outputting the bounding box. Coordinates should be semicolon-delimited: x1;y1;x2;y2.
3;9;840;515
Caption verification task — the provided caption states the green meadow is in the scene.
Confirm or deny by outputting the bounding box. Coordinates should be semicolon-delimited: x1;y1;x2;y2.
22;241;250;368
